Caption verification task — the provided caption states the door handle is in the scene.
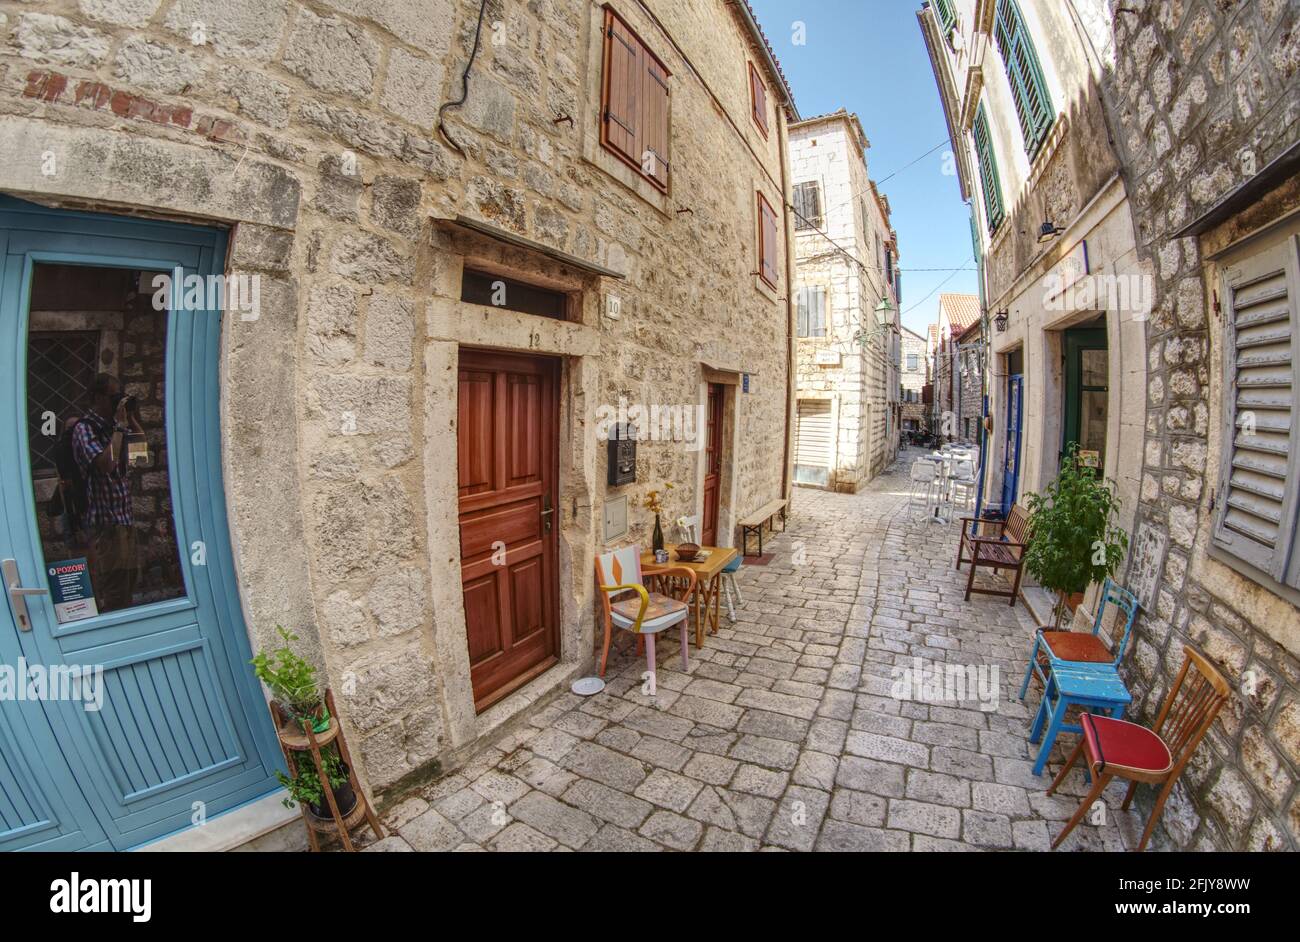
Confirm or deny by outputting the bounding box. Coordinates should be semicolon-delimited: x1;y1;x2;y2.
540;496;554;533
3;559;48;632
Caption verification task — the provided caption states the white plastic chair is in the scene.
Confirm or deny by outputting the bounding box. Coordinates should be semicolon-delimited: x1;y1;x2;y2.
677;515;743;621
950;458;978;510
909;459;940;516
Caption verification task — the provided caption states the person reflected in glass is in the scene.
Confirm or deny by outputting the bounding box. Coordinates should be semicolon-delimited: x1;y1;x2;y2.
72;373;143;612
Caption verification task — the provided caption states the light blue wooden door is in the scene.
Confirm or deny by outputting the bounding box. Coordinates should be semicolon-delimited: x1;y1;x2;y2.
1001;374;1023;512
0;197;281;850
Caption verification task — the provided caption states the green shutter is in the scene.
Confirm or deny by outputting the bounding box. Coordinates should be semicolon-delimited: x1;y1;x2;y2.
973;105;1005;234
994;0;1054;158
934;0;957;35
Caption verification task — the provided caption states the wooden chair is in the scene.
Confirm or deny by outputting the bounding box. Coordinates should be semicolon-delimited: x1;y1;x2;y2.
595;546;696;680
1018;578;1141;700
955;503;1029;605
1047;645;1230;851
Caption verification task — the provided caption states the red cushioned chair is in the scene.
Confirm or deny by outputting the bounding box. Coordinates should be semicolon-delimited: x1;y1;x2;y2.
1046;645;1229;851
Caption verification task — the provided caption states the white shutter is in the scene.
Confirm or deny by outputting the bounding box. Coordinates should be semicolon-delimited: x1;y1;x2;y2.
795;399;834;486
1214;233;1299;583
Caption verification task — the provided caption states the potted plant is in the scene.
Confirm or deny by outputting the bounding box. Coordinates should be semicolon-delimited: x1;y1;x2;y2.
251;626;330;733
643;481;674;554
277;743;356;819
1022;444;1129;626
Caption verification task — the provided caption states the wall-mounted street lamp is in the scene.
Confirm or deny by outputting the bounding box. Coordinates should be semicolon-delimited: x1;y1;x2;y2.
1036;218;1065;244
994;310;1009;332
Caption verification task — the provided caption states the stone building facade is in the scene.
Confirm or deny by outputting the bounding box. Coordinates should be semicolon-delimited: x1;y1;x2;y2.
0;0;796;850
900;325;929;435
1096;0;1300;852
929;292;978;442
955;317;984;443
789;110;899;492
922;0;1300;850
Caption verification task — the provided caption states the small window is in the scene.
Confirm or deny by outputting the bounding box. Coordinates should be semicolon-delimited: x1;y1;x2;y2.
757;192;779;288
797;286;827;338
601;9;671;191
748;61;769;138
793;181;822;231
461;269;569;320
907;354;919;371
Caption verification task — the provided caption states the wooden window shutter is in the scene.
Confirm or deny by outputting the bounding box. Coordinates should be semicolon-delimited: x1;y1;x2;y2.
642;53;670;189
1213;232;1300;585
935;0;957;35
811;287;826;337
793;181;821;230
796;287;810;336
749;62;769;137
601;10;640;165
758;193;778;287
973;105;1005;233
994;0;1053;158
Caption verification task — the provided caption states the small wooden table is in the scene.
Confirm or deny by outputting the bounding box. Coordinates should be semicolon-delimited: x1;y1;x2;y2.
642;544;739;648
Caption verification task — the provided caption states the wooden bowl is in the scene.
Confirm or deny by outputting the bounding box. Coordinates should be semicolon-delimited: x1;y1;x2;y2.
675;543;700;562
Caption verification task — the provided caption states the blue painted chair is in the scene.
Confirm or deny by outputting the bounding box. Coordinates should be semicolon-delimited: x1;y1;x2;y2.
1019;579;1140;776
1028;661;1132;776
1018;578;1140;701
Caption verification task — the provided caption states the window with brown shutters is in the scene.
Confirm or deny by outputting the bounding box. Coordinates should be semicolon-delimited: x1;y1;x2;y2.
748;61;769;138
1212;224;1300;593
600;8;671;191
757;192;779;288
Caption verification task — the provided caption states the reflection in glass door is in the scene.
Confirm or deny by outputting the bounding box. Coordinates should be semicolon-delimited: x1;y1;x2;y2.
1063;327;1108;470
27;263;187;619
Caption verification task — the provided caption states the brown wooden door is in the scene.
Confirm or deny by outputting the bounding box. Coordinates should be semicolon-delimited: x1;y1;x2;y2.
457;350;560;712
701;382;725;546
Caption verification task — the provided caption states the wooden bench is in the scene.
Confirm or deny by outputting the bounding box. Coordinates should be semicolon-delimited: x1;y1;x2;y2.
955;503;1029;605
738;498;787;557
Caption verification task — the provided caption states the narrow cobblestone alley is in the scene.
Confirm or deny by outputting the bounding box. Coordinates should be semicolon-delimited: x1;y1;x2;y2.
364;449;1144;852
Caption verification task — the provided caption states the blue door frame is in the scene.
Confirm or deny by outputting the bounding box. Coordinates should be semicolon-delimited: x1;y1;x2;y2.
0;197;281;851
1001;374;1024;512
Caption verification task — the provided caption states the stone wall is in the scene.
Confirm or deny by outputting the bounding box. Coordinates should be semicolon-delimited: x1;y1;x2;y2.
1100;0;1300;851
0;0;794;798
900;327;927;432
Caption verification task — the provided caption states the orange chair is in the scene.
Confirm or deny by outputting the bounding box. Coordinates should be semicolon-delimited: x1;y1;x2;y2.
1047;645;1229;851
595;546;696;680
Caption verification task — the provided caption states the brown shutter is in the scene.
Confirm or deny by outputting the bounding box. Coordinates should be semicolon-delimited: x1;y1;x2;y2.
602;10;640;165
642;53;670;189
749;62;769;136
758;193;778;286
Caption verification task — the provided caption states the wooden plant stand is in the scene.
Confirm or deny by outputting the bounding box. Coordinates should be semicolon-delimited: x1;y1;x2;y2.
271;688;384;852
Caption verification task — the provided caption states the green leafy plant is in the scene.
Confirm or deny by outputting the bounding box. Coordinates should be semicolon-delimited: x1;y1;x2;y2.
277;745;348;812
1023;444;1129;624
251;626;321;721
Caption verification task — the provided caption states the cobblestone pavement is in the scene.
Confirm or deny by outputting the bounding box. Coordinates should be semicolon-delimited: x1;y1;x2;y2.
364;449;1146;852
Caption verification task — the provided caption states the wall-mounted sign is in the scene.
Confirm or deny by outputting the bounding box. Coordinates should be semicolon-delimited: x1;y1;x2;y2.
742;374;751;393
46;558;98;623
605;293;622;319
815;350;841;366
1078;449;1100;468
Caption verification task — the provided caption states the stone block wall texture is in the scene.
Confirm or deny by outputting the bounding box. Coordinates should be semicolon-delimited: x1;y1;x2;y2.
1100;0;1300;851
900;328;927;430
0;0;793;793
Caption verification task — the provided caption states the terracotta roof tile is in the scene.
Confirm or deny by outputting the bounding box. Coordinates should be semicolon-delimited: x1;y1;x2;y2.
938;293;980;332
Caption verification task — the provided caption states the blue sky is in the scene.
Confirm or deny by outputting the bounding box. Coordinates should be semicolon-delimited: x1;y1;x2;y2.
748;0;979;337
